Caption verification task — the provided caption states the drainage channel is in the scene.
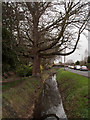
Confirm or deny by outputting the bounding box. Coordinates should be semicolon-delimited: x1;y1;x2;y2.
33;73;67;120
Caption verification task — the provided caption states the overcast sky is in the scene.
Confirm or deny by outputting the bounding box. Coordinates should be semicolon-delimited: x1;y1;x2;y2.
66;31;88;63
55;31;88;63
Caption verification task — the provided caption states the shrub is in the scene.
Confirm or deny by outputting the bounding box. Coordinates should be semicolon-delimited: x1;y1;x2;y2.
16;64;43;77
16;66;25;77
16;65;32;77
25;66;32;76
2;63;10;73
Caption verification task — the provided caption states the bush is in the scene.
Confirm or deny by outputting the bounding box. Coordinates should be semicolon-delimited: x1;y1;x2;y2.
2;27;19;73
16;65;32;77
25;66;32;76
75;60;80;65
2;63;11;72
16;64;43;77
16;66;25;77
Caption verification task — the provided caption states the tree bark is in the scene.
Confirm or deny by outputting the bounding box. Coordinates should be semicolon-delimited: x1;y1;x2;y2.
32;9;40;76
32;53;40;76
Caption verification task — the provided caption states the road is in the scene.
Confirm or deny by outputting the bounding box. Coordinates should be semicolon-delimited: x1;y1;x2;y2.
65;68;90;78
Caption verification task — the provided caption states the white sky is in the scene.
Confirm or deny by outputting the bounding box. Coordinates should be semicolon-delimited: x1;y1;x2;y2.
55;31;88;63
66;33;88;63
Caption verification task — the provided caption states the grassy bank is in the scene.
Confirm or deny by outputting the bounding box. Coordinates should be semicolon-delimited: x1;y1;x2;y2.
2;77;27;91
57;69;89;118
2;67;58;118
2;76;41;118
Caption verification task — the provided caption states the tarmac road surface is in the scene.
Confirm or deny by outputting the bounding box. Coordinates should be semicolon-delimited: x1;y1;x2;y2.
65;67;90;78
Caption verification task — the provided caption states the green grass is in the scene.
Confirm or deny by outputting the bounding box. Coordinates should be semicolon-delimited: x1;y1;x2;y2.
2;77;41;118
57;69;89;118
2;77;27;90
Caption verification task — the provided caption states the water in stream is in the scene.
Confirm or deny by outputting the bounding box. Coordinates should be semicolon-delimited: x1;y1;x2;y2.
33;74;67;120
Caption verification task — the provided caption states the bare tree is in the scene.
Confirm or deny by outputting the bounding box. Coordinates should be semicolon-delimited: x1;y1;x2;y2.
2;1;90;76
66;59;74;65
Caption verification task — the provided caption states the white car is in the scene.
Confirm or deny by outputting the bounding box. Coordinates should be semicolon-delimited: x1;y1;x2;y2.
74;65;81;70
70;66;74;69
68;65;71;68
80;66;88;71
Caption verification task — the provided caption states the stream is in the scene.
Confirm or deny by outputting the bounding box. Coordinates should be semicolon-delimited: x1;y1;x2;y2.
33;73;67;120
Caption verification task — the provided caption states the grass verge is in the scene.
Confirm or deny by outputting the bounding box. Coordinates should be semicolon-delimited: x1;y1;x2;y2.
2;76;41;118
2;77;27;91
57;69;89;118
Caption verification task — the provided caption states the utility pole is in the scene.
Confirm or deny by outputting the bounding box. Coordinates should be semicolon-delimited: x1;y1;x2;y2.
64;55;66;71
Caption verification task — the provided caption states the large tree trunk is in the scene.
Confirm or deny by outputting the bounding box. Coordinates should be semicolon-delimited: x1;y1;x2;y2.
32;8;40;76
32;53;40;76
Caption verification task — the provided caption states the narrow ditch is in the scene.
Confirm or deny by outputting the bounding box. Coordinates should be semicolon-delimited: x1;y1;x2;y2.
33;73;67;120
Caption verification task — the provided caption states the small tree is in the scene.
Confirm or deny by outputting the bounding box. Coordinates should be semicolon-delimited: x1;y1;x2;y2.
66;59;74;65
75;60;80;65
